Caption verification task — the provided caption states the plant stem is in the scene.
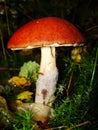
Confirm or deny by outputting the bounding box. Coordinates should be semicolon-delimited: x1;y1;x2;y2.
89;46;98;93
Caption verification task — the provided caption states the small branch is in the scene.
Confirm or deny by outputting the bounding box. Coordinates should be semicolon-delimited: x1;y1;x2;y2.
45;125;67;130
66;71;73;97
85;25;98;32
0;30;7;61
0;67;19;71
66;120;91;130
4;0;11;36
45;120;91;130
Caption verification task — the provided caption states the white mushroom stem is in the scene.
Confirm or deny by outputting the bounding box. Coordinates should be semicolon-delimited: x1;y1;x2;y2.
35;47;58;106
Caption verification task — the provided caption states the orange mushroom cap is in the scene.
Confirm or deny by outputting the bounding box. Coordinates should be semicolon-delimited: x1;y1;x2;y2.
7;17;85;49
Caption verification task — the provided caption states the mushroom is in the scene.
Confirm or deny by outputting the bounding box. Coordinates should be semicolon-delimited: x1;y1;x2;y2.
71;46;87;62
7;17;85;107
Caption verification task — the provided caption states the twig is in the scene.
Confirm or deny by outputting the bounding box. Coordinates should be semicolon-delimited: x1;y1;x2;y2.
66;120;91;130
44;125;67;130
0;30;7;60
66;71;73;97
45;120;91;130
0;67;19;71
4;0;11;36
85;25;98;32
